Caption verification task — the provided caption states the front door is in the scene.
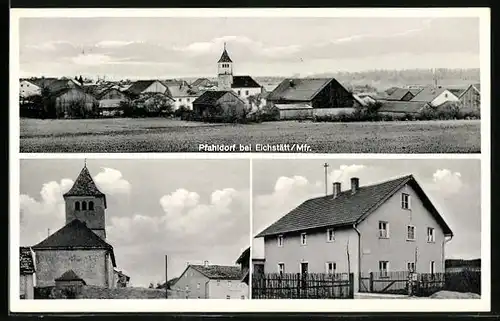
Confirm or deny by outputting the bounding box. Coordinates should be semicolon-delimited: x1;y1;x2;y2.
301;262;309;275
300;263;309;292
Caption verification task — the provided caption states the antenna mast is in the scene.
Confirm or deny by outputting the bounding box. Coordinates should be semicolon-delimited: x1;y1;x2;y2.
323;163;329;196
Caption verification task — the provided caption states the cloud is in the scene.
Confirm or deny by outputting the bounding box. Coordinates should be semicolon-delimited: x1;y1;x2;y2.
329;164;367;185
20;179;73;245
20;167;131;245
71;53;113;65
94;167;132;195
25;40;74;51
432;169;463;195
96;40;136;48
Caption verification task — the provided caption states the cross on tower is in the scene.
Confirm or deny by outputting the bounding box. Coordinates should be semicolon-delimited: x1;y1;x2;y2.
84;158;87;167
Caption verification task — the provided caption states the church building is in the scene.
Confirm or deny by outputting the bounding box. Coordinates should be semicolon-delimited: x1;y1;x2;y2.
217;43;263;101
32;164;121;288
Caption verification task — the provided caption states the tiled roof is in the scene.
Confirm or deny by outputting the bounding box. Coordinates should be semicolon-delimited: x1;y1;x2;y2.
32;219;113;251
218;49;233;63
267;78;337;102
411;86;454;102
387;88;413;101
448;88;465;97
385;87;400;95
126;80;168;96
256;175;453;237
231;76;261;88
409;88;423;96
26;78;59;88
190;265;243;280
192;90;233;105
191;78;211;87
236;247;250;265
379;100;429;114
20;247;35;275
55;270;86;283
63;166;105;198
167;83;200;98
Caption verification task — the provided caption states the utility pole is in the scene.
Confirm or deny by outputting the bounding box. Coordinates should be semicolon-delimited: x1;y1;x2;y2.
47;228;50;237
323;163;329;196
165;255;168;299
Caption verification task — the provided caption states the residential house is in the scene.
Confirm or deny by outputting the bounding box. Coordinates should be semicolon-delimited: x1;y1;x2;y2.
458;83;481;111
232;76;263;101
125;80;171;99
172;263;249;299
20;247;36;299
192;90;246;118
19;79;44;98
32;165;122;288
255;175;453;292
166;82;201;110
445;259;481;273
378;101;431;116
266;78;354;119
236;247;250;285
410;86;460;107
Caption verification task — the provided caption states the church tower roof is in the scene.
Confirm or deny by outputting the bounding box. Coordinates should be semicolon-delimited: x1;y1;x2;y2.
63;165;105;198
218;43;233;63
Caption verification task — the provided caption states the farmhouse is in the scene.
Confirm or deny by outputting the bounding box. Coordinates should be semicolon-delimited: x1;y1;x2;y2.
410;86;459;107
32;164;126;288
216;44;263;100
385;88;419;101
20;247;36;299
172;263;249;299
125;80;171;99
255;175;453;292
266;78;354;119
192;90;246;118
458;83;481;111
96;86;130;112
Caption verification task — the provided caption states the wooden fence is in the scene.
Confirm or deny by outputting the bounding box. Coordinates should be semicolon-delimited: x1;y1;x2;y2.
252;273;354;299
359;270;481;296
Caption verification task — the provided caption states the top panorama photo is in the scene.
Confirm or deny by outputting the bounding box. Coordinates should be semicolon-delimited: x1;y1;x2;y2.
17;15;483;153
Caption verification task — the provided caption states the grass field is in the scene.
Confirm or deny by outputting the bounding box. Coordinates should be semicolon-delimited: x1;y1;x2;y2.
19;118;481;153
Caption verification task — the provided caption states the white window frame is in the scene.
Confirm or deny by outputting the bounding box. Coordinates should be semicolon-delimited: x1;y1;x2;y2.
427;227;435;243
300;233;307;246
196;282;200;289
379;260;389;277
379;221;389;238
278;262;285;275
407;225;416;241
401;193;410;209
277;235;284;247
326;228;335;242
325;262;336;274
430;261;436;274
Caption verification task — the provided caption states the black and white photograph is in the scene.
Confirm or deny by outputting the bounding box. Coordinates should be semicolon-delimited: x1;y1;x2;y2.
251;159;481;299
18;159;250;299
16;12;483;153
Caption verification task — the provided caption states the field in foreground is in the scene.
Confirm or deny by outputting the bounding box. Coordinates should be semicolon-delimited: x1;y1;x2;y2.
20;118;481;153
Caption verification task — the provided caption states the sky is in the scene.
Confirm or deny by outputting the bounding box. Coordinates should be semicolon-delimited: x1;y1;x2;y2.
252;159;481;261
19;17;480;79
19;159;250;287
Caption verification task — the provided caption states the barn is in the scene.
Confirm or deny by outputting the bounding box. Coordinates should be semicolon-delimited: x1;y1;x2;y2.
49;87;98;118
192;90;246;120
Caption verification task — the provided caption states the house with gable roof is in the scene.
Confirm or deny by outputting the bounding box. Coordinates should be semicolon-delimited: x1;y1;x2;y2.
172;262;249;299
255;175;453;292
410;86;460;107
31;164;124;288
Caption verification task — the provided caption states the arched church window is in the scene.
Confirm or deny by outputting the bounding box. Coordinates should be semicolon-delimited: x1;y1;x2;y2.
89;201;94;210
75;201;80;211
82;201;87;210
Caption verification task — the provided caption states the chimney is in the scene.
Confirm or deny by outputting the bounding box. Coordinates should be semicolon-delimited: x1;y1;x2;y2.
332;182;341;199
204;260;209;267
350;177;359;194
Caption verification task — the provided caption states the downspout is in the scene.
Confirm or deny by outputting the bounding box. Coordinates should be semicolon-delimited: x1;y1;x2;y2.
204;280;210;299
443;234;453;271
353;223;361;292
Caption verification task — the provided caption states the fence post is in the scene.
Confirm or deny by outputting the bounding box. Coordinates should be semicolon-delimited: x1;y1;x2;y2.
369;272;374;292
296;273;301;298
349;273;354;298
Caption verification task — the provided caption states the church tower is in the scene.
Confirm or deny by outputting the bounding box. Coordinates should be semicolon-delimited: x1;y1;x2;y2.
217;42;233;90
63;162;107;240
